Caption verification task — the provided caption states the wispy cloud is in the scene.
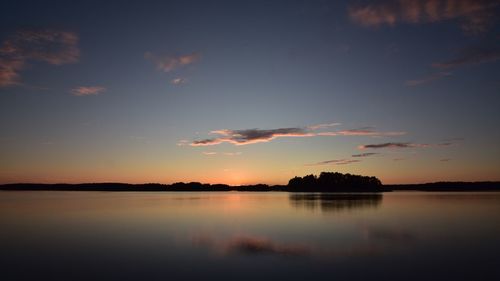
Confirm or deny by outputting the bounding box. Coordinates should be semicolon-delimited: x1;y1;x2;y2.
410;45;498;85
392;158;407;161
307;152;381;167
349;0;498;34
0;29;79;87
1;30;80;65
145;52;200;72
432;46;500;69
317;127;406;137
171;77;188;85
406;72;451;86
307;123;341;130
352;152;379;158
367;141;446;149
202;151;242;156
0;57;23;87
177;139;190;146
306;159;361;166
443;137;464;142
188;125;405;147
358;142;433;149
71;86;106;96
436;142;455;147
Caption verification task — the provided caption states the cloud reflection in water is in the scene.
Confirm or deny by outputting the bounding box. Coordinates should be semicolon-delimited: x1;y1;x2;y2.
191;234;310;257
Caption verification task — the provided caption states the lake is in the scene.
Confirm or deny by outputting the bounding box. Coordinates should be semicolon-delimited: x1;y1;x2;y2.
0;191;499;280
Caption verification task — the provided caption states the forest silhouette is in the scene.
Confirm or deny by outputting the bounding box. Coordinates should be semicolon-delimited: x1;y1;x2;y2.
0;171;498;192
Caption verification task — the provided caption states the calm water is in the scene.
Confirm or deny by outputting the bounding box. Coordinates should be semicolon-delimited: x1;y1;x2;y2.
1;191;499;281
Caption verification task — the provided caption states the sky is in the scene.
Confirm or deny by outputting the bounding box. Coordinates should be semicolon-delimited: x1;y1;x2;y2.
0;0;499;185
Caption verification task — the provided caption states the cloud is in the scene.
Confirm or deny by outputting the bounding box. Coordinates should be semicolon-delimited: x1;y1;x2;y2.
307;122;341;130
406;72;451;86
443;137;464;142
188;125;406;146
393;158;407;161
0;29;79;87
306;159;361;166
0;57;24;87
171;77;188;85
349;4;398;27
177;139;190;146
306;150;383;167
410;46;499;86
145;52;200;72
352;152;379;158
1;30;80;65
440;158;451;162
436;142;454;147
359;141;457;150
318;127;406;137
202;151;242;156
349;0;498;34
71;86;106;96
191;127;315;146
432;46;500;69
358;142;431;149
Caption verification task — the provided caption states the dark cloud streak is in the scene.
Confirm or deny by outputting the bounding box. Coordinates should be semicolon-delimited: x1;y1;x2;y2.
358;142;429;149
432;46;500;69
306;159;361;166
352;152;379;158
359;141;458;150
406;72;451;86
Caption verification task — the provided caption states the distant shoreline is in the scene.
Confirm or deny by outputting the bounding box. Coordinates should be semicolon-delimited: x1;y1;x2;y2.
384;182;500;191
1;181;499;192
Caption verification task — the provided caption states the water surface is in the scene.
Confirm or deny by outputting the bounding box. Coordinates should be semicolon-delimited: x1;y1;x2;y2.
1;191;499;280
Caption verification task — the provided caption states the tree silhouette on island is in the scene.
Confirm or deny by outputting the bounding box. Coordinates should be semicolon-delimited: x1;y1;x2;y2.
287;172;382;192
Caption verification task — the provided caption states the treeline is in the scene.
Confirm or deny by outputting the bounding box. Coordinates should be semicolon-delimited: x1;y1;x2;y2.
387;181;500;191
0;182;274;192
287;172;382;192
0;172;383;192
1;174;498;192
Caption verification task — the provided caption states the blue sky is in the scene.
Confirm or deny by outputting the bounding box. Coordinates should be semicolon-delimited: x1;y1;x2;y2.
1;0;499;184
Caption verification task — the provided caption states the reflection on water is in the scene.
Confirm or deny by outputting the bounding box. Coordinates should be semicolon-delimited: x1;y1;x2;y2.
192;233;310;257
0;191;499;281
289;193;382;213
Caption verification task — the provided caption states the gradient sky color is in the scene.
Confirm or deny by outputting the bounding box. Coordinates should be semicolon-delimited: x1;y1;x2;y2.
1;0;499;185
